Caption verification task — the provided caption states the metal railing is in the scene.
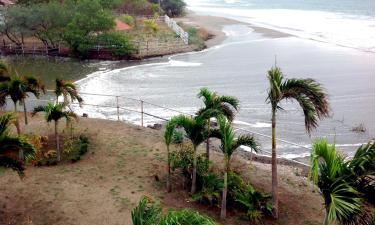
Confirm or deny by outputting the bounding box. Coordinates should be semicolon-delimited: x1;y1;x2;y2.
5;90;311;169
164;15;189;45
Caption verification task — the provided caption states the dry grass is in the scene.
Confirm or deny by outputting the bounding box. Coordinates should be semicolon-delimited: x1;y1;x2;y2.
0;115;323;225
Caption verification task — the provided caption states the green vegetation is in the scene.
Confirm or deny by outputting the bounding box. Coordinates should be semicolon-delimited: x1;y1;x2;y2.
310;139;375;225
266;66;330;218
121;14;135;27
160;0;186;17
0;113;35;176
131;196;216;225
32;103;77;161
55;79;83;106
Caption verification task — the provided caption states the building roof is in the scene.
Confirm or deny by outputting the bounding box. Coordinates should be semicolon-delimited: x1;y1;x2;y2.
115;18;131;31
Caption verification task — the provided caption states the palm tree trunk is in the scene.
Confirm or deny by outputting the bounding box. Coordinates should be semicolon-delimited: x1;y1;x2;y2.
167;144;171;192
23;101;28;125
191;145;197;194
323;209;329;225
55;120;61;161
13;102;22;135
220;156;229;219
271;109;278;219
206;119;210;160
13;102;23;159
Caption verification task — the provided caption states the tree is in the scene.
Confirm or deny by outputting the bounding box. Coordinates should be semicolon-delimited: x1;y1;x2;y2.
0;113;35;177
266;66;330;218
0;76;46;134
161;0;186;17
167;110;217;194
211;117;258;219
164;120;175;192
32;103;77;161
197;87;239;160
55;79;83;106
309;139;375;225
0;62;10;82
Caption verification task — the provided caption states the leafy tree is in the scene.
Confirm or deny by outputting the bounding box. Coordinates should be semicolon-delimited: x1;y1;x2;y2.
210;117;258;219
164;120;175;192
95;32;135;57
161;0;186;17
132;196;216;225
197;87;239;160
167;110;217;194
32;103;77;161
0;62;10;82
62;0;115;56
0;113;35;175
266;66;330;218
0;75;46;133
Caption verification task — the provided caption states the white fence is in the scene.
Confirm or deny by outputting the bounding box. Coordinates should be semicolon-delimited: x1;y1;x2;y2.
164;15;189;45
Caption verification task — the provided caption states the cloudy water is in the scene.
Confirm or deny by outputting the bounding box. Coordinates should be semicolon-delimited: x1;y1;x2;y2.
186;0;375;52
76;23;375;159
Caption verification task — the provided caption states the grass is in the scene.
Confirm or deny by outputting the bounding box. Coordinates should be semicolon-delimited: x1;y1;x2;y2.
0;115;324;225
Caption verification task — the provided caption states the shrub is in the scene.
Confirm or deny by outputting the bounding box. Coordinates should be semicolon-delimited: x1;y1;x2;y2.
121;14;135;26
64;135;90;162
144;19;158;34
161;0;186;17
187;27;206;50
170;143;209;189
192;172;223;206
172;130;184;144
96;32;135;57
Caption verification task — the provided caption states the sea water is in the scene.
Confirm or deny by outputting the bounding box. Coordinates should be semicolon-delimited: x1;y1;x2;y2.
186;0;375;52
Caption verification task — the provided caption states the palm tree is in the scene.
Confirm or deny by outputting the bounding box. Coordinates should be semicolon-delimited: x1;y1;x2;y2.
309;139;375;225
167;110;217;194
211;117;258;219
164;120;175;192
55;79;83;106
266;66;330;218
0;76;46;132
0;113;35;177
32;103;77;161
197;87;239;160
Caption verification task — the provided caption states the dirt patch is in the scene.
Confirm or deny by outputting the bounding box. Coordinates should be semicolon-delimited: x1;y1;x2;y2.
0;116;323;225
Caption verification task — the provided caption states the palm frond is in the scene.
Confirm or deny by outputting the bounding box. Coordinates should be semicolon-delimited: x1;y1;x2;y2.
233;135;259;153
0;136;35;157
0;156;25;177
160;209;216;225
164;119;177;146
281;78;330;133
0;112;16;137
219;95;239;111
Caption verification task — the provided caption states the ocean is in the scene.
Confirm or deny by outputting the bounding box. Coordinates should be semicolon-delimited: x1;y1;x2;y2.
74;0;375;160
186;0;375;53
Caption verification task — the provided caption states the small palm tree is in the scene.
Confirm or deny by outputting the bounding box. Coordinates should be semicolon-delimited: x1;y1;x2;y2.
164;120;175;192
0;76;46;132
0;113;35;176
167;110;217;194
55;79;83;106
266;66;330;218
211;117;258;219
32;103;77;161
310;139;375;225
197;87;239;160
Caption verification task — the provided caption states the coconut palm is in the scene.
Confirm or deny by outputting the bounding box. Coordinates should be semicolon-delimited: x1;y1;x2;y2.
197;87;239;160
211;117;258;219
32;103;77;161
0;75;46;131
168;110;218;194
266;66;330;218
55;79;83;106
309;139;375;225
0;113;35;176
164;120;175;192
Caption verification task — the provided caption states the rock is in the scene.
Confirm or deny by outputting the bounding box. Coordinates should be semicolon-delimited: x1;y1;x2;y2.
82;113;88;118
147;123;162;130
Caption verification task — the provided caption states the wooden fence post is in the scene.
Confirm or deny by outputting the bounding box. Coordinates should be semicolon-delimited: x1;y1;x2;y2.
116;96;120;121
141;100;144;127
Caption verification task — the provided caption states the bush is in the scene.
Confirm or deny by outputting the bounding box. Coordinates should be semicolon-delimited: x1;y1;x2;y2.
170;143;209;189
192;172;223;206
144;19;158;34
121;14;135;26
161;0;186;17
96;32;135;57
172;130;184;144
64;135;90;162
